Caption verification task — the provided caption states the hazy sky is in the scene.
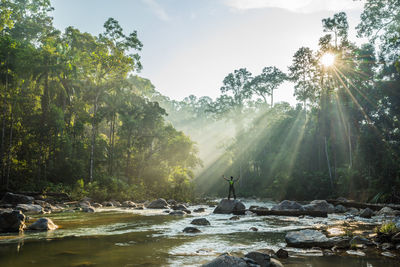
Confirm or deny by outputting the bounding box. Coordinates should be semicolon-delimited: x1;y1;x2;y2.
50;0;366;105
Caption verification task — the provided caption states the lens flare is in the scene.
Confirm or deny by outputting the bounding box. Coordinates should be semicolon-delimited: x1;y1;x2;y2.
321;53;335;67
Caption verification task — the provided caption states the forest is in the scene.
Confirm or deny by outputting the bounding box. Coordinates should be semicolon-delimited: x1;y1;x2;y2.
1;0;400;203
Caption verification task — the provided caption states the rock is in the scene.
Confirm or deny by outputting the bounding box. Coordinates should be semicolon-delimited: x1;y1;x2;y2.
381;242;394;250
172;204;191;214
323;249;335;256
122;201;136;208
28;217;58;230
249;227;258;231
167;199;177;206
381;251;397;258
244;251;270;267
334;204;347;213
16;204;44;214
359;208;374;218
249;205;259;210
350;236;373;246
377;207;399;216
270;258;284;267
347;207;359;215
391;232;400;243
393;216;400;229
303;200;334;213
0;210;26;232
194;207;206;213
110;200;121;207
147;198;169;209
230;215;240;220
213;199;246;214
79;201;91;208
285;229;349;248
275;248;288;259
1;192;34;204
271;200;303;211
102;201;114;207
169;210;186;216
183;227;201;233
92;203;102;208
201;253;248;267
346;250;366;256
82;206;95;213
191;218;210;226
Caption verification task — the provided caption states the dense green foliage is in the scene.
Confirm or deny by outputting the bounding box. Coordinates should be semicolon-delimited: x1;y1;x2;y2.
162;1;400;203
0;0;200;201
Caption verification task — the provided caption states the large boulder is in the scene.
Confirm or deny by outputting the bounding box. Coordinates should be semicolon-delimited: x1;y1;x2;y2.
15;204;44;214
183;227;201;233
191;218;210;226
213;199;246;215
169;210;186;216
377;207;399;216
244;251;270;267
201;253;248;267
285;229;349;248
28;217;58;230
1;192;34;205
334;204;347;213
303;200;334;213
271;200;303;211
172;204;191;214
359;208;374;218
147;198;169;209
0;210;26;232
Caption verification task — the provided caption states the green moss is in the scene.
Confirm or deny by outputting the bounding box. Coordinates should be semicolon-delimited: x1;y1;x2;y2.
377;222;398;235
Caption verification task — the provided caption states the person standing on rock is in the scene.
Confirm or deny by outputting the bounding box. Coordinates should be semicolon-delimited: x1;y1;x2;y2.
223;175;240;200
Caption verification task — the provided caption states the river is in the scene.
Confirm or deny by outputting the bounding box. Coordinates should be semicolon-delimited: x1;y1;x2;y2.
0;199;398;266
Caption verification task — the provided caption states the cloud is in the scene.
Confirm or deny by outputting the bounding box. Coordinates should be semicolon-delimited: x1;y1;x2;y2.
141;0;170;21
223;0;364;13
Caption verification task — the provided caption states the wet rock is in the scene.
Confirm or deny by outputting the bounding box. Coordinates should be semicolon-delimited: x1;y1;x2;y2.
350;236;373;246
359;208;374;218
303;200;334;213
110;200;121;207
213;199;246;214
249;205;259;210
271;200;303;211
323;249;335;256
244;251;270;267
381;251;397;258
194;207;205;213
169;210;186;216
377;207;399;216
16;204;44;214
28;217;58;230
79;201;91;208
0;210;26;232
346;250;366;256
135;205;144;210
347;207;359;215
183;227;201;233
82;206;95;213
147;198;169;209
275;248;288;259
1;192;34;205
201;253;248;267
381;242;394;250
249;227;258;231
208;205;215;208
167;199;177;206
391;232;400;243
191;218;210;226
163;209;170;213
122;201;136;208
92;203;102;208
172;204;191;214
285;229;349;248
230;215;240;220
334;205;347;213
102;201;114;207
270;258;284;267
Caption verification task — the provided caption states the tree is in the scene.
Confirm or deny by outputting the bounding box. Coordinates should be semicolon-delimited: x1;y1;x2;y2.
251;66;287;107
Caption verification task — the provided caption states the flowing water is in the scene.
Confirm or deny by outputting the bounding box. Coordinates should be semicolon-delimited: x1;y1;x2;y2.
0;199;398;266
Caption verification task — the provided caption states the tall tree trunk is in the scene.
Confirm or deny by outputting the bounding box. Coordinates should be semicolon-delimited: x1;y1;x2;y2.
5;106;13;190
324;136;333;192
125;129;132;179
348;122;352;168
271;89;274;107
89;101;97;183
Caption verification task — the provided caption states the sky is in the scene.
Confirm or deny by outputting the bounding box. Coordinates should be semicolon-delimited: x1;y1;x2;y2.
50;0;366;105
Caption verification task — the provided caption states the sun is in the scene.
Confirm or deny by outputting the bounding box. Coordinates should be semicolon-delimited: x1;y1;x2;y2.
320;53;335;67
